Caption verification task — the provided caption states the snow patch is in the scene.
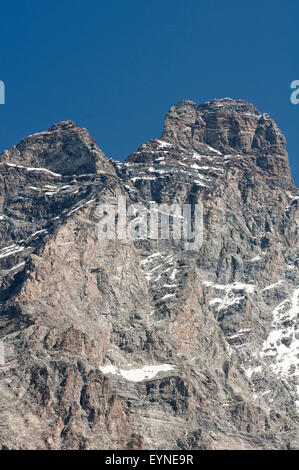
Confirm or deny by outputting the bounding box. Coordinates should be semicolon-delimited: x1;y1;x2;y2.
160;293;175;301
261;287;299;381
157;140;171;148
245;365;262;380
262;280;284;291
250;255;262;262
203;280;255;294
99;364;175;382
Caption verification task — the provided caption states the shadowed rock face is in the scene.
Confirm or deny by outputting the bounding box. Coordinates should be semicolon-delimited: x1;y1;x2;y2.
0;120;114;176
0;99;298;450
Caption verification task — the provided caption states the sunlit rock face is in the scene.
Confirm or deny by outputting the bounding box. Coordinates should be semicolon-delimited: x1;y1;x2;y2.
0;99;298;450
162;99;287;156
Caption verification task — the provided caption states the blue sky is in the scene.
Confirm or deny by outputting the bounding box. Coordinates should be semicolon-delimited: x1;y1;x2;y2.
0;0;298;185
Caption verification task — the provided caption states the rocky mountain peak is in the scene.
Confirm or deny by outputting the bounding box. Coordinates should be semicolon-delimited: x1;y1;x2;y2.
48;120;77;132
162;98;287;157
0;120;115;176
127;98;292;184
199;97;261;115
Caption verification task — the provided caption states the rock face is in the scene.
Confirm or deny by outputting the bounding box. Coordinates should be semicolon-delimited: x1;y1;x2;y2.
0;99;298;450
160;99;291;180
0;120;114;176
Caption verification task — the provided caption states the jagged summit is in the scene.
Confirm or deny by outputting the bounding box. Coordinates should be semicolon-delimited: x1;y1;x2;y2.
0;98;292;182
162;98;287;156
48;120;77;132
162;98;262;121
126;98;292;183
0;120;114;176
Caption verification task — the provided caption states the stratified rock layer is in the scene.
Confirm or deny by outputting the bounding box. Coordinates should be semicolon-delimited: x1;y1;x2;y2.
0;99;298;450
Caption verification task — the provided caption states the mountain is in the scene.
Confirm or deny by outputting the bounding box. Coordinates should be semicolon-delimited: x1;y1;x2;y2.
0;98;298;450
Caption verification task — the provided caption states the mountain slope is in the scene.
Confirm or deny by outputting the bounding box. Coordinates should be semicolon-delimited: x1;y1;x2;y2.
0;99;298;449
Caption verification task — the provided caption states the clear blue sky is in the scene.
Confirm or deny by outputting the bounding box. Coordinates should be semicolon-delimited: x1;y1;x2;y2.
0;0;298;185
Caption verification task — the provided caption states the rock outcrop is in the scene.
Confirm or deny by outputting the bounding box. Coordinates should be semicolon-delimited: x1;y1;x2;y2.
0;120;114;176
0;99;298;450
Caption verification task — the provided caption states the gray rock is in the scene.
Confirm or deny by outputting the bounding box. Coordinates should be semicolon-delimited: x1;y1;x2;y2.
0;99;298;450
